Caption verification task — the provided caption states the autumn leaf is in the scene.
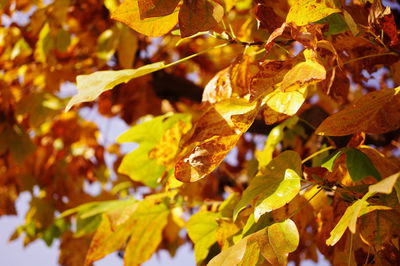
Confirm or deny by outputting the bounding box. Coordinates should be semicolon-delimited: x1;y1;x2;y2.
316;87;400;136
286;0;341;26
178;0;224;37
186;211;220;264
112;0;179;37
255;116;299;168
203;56;260;103
66;62;166;111
117;113;191;188
175;99;258;182
234;151;302;221
280;50;326;92
85;200;169;265
138;0;180;19
326;192;390;246
208;219;299;266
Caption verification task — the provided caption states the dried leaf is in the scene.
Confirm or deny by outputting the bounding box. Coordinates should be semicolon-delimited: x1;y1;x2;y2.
178;0;224;37
138;0;180;18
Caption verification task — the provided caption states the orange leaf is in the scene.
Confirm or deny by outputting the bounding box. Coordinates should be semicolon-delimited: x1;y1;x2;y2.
175;99;258;182
316;87;400;136
178;0;224;37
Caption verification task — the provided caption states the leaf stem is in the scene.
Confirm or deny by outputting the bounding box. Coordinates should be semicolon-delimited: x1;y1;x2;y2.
341;52;397;66
348;232;354;266
167;42;232;68
302;146;335;164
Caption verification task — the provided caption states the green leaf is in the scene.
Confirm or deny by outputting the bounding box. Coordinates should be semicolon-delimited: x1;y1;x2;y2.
321;150;342;172
118;144;165;188
345;148;381;181
187;211;220;264
208;219;299;266
286;0;341;26
316;13;348;36
117;113;191;188
65;62;166;110
234;151;302;221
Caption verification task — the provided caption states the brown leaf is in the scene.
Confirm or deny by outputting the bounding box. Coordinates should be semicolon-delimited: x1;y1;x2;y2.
138;0;180;19
59;232;91;266
178;0;224;37
316;87;400;136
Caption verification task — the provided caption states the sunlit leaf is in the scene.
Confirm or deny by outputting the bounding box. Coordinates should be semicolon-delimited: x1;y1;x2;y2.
321;150;342;172
85;200;169;265
111;0;179;37
326;192;390;246
368;172;400;194
175;99;258;182
286;0;341;26
208;219;299;266
187;211;220;264
66;62;166;110
203;56;259;103
280;50;326;92
179;0;224;37
345;148;381;181
124;202;169;265
234;151;302;221
118;113;191;188
316;87;400;136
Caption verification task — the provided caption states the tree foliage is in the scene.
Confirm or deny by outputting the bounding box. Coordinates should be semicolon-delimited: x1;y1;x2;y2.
1;0;400;265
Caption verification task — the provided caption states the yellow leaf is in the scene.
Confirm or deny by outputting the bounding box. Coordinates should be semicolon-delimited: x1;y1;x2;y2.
280;50;326;92
208;219;299;266
203;56;260;103
263;86;308;124
286;0;341;26
66;62;166;111
316;87;400;136
175;99;258;182
112;0;179;37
